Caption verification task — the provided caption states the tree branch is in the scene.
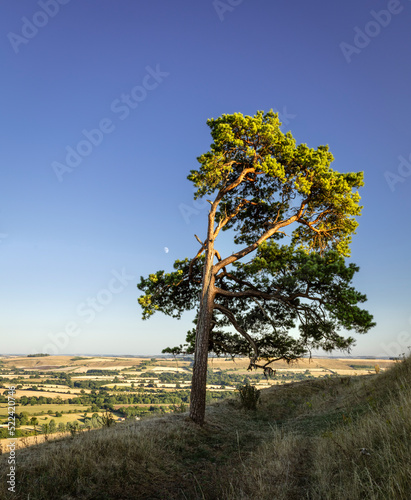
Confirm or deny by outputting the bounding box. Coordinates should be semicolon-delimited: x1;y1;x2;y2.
215;285;285;303
252;297;278;332
213;303;259;360
215;197;309;272
194;234;204;246
213;199;251;239
188;245;206;281
219;167;259;196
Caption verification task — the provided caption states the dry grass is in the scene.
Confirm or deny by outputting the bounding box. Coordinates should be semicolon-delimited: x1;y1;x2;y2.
309;359;411;500
0;432;71;452
1;356;410;499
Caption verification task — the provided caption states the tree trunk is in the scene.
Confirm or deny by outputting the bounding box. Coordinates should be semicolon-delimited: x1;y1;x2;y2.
189;222;216;425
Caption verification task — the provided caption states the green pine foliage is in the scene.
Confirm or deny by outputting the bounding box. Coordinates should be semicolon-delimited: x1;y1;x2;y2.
138;111;375;372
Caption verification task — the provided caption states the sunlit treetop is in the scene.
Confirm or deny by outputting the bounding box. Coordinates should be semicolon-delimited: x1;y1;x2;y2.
189;110;363;256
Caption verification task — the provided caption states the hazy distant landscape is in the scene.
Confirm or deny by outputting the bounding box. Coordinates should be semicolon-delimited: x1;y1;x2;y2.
0;354;397;451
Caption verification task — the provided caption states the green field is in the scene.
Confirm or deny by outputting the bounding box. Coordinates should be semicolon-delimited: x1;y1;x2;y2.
0;403;91;418
17;411;113;429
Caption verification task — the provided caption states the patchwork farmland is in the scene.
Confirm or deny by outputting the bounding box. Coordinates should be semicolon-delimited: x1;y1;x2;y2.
0;354;396;451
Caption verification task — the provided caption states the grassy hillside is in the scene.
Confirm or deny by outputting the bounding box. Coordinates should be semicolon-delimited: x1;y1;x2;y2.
1;355;410;499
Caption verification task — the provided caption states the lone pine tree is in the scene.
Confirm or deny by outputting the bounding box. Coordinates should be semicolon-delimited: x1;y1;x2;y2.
138;111;375;425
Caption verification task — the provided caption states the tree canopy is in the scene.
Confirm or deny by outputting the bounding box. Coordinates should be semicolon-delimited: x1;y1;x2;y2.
138;110;375;423
138;244;374;373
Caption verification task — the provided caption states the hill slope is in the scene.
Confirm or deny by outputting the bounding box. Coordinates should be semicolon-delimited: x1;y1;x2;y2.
1;355;410;499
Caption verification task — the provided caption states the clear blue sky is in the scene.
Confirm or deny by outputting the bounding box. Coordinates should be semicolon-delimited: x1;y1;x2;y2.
1;0;410;357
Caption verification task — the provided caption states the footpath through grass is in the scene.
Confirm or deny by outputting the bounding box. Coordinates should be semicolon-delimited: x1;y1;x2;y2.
1;355;411;499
